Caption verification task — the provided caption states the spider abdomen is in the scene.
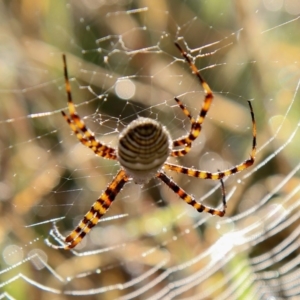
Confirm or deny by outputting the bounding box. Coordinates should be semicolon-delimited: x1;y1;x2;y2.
117;117;172;184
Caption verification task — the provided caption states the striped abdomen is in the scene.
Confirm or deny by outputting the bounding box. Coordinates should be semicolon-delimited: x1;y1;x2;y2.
117;117;172;184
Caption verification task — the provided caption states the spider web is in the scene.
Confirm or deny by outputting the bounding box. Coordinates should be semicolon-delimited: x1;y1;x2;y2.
1;1;300;299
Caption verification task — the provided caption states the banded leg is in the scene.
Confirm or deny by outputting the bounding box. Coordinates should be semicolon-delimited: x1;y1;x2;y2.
157;171;226;216
48;169;129;250
166;101;256;179
171;42;214;157
172;97;195;157
61;111;117;159
62;54;117;159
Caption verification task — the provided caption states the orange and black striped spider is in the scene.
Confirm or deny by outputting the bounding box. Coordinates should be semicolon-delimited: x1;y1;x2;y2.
46;42;256;250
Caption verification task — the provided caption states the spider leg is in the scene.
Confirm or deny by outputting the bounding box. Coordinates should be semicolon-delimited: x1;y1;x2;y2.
47;169;129;250
157;171;226;216
174;97;195;123
61;110;117;159
165;101;256;179
171;97;194;157
62;54;117;160
171;42;213;157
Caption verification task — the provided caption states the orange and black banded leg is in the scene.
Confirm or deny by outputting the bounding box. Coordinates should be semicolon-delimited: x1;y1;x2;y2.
62;54;117;159
172;43;214;157
49;169;129;250
167;101;256;179
157;171;226;216
172;97;194;157
61;110;117;159
164;158;254;180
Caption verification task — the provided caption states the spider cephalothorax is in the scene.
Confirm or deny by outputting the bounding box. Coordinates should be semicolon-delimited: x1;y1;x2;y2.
46;42;256;250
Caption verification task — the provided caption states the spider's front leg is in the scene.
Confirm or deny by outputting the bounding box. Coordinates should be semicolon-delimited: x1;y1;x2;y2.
46;169;129;250
157;171;227;216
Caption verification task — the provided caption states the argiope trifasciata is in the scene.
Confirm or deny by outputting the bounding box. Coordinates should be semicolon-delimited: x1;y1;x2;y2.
46;42;256;250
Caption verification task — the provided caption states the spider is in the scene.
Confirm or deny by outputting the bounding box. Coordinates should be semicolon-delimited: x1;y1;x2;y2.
46;42;256;250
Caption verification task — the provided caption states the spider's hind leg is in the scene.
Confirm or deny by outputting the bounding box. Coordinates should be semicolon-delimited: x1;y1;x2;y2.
171;42;214;158
61;54;117;160
165;101;256;180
